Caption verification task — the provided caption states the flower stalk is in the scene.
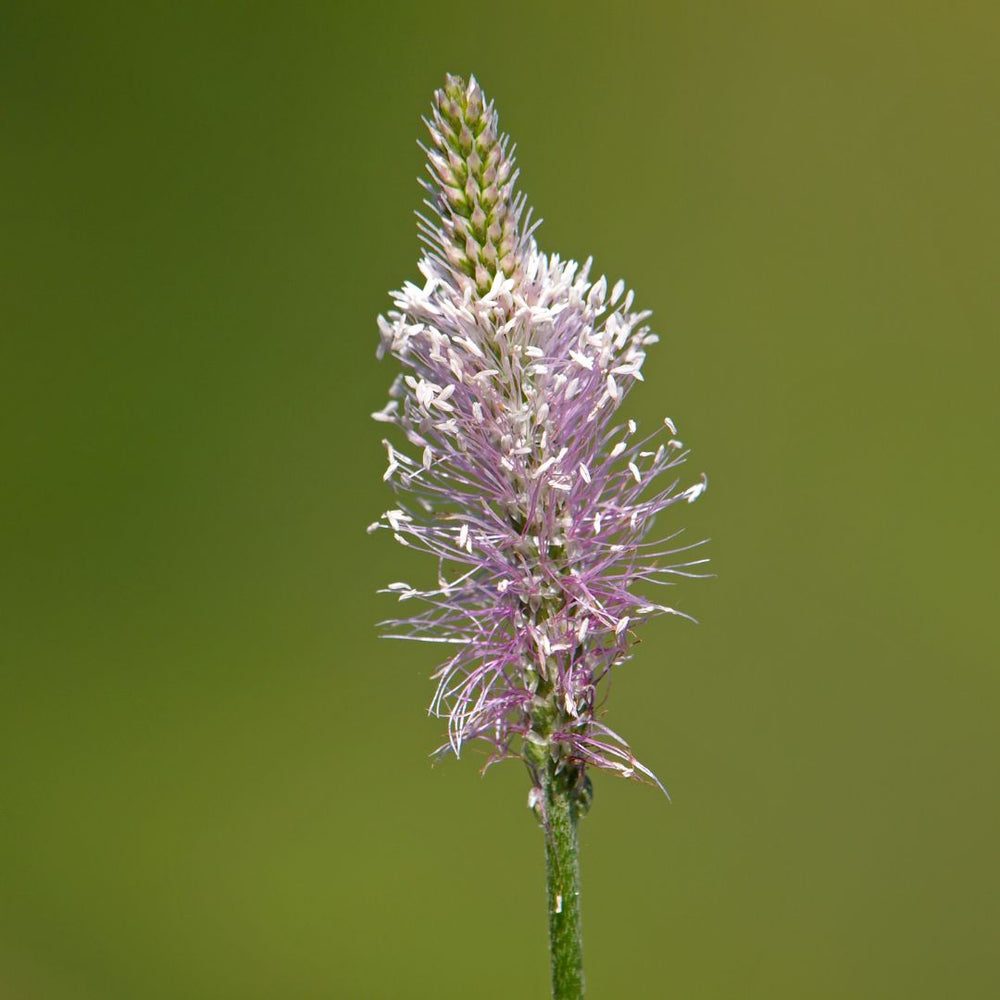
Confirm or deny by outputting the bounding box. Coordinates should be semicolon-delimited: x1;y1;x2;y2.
540;757;586;999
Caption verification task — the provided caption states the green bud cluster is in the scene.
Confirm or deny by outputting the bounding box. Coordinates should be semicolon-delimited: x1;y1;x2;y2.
422;74;525;294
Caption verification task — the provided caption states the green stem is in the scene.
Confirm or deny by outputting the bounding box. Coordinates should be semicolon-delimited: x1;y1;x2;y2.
542;759;585;999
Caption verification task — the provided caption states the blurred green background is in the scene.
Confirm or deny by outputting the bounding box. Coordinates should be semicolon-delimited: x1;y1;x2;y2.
2;2;998;997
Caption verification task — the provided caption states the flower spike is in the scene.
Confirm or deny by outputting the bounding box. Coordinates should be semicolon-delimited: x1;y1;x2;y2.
372;75;708;794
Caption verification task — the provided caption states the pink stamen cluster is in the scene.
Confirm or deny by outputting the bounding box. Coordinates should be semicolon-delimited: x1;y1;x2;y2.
371;75;707;790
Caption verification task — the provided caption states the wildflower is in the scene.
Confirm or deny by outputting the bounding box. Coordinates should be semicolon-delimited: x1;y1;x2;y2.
371;74;707;795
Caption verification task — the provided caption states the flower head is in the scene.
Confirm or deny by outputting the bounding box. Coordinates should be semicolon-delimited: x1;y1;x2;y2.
371;75;707;793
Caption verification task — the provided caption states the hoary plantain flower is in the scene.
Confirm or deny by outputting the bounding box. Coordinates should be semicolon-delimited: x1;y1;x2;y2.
370;74;708;999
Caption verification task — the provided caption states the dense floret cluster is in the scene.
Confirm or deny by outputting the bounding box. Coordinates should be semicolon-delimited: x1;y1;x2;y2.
371;75;707;790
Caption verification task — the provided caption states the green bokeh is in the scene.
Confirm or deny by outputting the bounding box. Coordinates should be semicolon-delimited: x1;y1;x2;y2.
3;3;998;997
